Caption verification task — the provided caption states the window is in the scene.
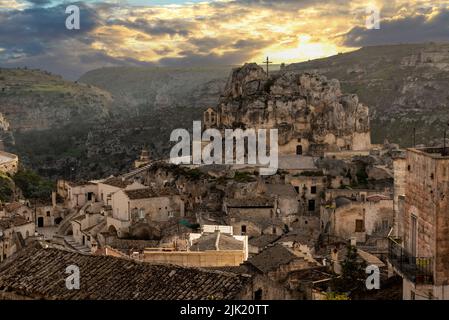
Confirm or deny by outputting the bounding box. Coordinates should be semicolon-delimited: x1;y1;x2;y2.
308;200;315;211
311;186;317;194
296;145;303;155
254;289;263;300
46;211;51;217
355;219;365;232
241;225;247;235
408;165;411;171
272;227;277;234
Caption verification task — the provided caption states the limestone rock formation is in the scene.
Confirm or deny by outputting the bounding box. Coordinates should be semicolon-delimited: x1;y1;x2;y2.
215;63;371;155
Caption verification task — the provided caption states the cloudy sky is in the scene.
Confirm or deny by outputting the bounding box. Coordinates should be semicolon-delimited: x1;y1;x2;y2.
0;0;448;79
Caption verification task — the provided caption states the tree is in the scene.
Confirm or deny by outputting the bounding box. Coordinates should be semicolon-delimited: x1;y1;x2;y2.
331;245;367;297
13;169;54;201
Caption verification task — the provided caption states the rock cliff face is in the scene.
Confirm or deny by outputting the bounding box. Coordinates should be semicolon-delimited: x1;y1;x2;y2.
217;63;371;154
286;42;449;147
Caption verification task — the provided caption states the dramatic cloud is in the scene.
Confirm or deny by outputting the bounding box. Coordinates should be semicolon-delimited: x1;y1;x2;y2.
0;0;448;79
343;7;449;47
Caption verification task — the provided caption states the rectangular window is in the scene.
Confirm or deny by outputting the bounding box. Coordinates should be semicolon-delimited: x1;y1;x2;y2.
241;225;247;235
355;219;365;232
308;200;315;211
311;186;317;194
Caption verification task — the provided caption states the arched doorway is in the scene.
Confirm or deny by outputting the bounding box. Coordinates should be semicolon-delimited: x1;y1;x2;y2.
108;225;118;237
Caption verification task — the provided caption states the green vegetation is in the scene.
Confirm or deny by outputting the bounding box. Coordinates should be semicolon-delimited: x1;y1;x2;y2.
0;172;15;202
325;292;350;300
331;245;367;297
233;171;255;182
13;169;54;201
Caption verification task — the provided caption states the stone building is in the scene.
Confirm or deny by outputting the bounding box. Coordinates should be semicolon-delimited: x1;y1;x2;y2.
107;186;185;238
224;197;285;237
388;147;449;300
142;225;248;268
286;174;326;216
322;195;393;244
203;107;219;129
57;180;99;209
0;215;35;262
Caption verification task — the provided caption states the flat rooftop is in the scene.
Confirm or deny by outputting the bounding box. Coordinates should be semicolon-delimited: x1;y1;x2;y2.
408;147;449;159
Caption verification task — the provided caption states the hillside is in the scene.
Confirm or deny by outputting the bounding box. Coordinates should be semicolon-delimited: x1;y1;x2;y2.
79;66;232;114
0;68;113;179
0;68;112;131
286;42;449;147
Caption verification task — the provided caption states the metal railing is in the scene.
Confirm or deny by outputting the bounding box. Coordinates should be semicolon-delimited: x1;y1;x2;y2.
388;237;433;284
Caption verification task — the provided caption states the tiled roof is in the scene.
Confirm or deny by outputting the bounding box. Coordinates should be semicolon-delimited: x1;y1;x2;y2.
190;232;243;251
248;234;280;249
67;181;96;187
0;215;30;231
0;245;251;300
4;202;25;213
264;184;297;198
246;244;300;274
226;197;274;208
124;187;178;200
101;177;129;189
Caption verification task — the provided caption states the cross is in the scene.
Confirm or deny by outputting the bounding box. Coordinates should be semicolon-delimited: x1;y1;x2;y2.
262;56;272;75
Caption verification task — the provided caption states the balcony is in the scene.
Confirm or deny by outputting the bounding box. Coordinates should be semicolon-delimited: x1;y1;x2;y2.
388;237;433;285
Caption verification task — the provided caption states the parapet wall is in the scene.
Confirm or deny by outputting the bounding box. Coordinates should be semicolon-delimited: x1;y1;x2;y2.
0;151;18;175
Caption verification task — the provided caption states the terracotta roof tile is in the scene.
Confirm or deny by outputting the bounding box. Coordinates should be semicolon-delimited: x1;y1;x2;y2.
0;245;251;300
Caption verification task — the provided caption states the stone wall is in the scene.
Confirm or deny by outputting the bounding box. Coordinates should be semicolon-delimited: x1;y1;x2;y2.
402;149;449;286
143;250;245;267
0;150;18;175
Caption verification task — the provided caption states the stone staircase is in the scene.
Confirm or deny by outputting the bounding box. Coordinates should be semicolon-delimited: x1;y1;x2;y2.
64;236;91;254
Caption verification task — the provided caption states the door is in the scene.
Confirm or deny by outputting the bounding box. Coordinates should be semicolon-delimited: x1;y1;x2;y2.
37;217;44;228
296;145;303;155
411;215;417;256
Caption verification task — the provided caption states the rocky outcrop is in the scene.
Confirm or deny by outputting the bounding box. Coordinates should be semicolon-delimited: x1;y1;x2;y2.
216;63;371;154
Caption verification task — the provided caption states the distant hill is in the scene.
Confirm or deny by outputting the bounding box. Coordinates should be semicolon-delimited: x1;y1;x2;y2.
0;68;113;178
0;68;112;131
79;66;232;114
286;42;449;147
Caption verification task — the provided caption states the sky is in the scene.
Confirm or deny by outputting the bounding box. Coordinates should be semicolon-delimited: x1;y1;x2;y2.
0;0;448;79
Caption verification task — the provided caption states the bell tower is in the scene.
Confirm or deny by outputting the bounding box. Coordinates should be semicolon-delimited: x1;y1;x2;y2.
134;145;151;168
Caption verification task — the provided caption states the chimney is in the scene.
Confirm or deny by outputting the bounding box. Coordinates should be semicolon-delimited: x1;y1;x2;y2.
52;191;57;208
